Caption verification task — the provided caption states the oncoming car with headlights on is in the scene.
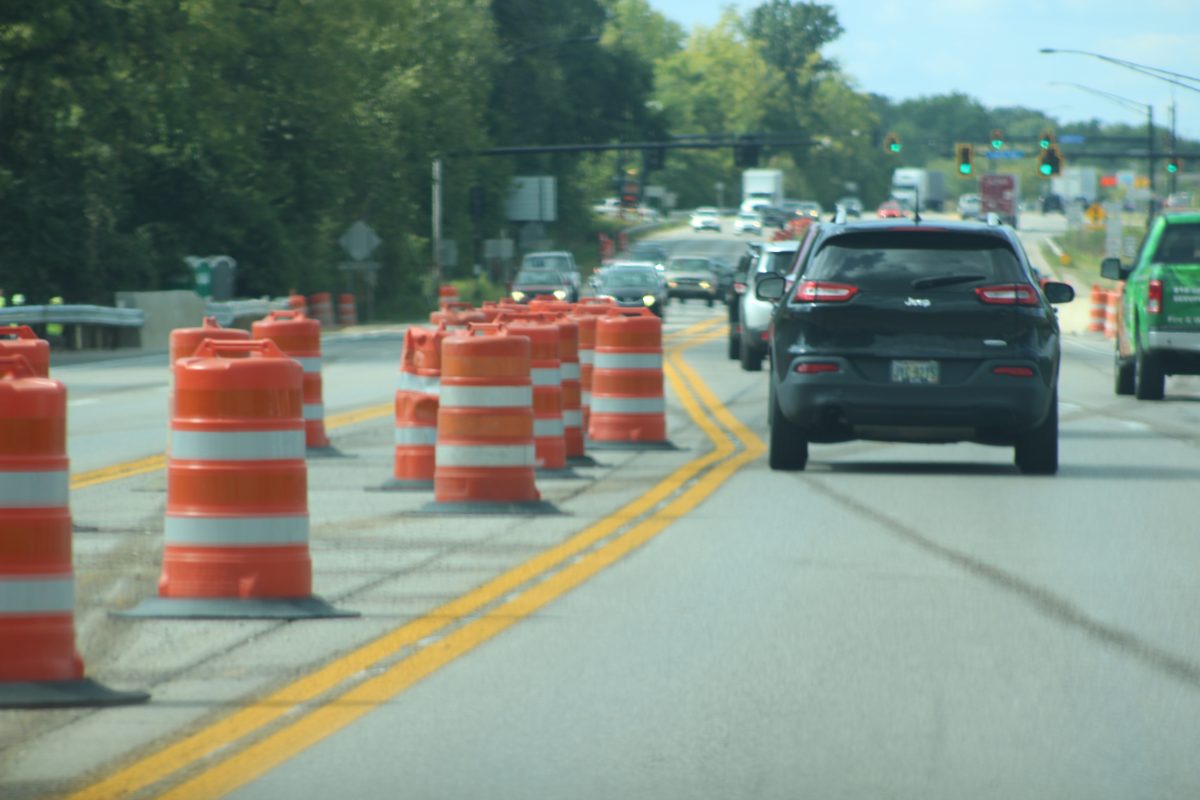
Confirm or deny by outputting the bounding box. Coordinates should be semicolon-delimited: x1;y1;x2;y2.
508;266;574;304
592;262;668;319
664;255;721;306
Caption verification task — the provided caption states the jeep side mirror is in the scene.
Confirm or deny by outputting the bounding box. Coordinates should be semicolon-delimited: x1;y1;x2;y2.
756;274;786;302
1099;257;1129;281
1042;281;1075;304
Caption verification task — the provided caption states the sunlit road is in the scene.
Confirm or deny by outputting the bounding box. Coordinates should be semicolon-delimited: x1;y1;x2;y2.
4;225;1200;798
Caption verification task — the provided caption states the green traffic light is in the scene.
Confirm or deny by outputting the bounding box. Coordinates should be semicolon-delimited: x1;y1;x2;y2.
1167;161;1179;173
959;163;972;175
889;143;901;153
1040;163;1052;176
991;140;1003;150
1039;139;1050;149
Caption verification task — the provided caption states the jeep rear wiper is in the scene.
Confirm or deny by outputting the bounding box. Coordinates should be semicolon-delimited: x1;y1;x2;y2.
910;273;987;290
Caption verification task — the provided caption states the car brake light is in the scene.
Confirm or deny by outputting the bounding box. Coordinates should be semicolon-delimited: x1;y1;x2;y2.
992;366;1035;377
794;362;840;374
975;284;1039;305
759;331;770;341
796;281;858;302
734;282;747;294
1147;279;1163;314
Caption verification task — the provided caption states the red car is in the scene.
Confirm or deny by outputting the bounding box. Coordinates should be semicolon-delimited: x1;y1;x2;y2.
876;199;906;218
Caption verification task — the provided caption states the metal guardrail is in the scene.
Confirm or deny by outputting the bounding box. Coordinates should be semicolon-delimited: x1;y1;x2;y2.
0;305;145;327
204;298;292;327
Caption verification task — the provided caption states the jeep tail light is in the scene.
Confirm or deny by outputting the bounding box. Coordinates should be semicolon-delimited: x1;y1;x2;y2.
975;284;1039;305
993;366;1035;377
734;282;747;295
1147;279;1163;315
794;362;840;374
796;281;858;302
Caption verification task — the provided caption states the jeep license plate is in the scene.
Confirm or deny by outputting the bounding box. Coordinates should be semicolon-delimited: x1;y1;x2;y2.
890;359;939;384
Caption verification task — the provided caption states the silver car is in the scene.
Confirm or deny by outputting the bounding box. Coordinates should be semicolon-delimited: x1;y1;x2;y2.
738;240;800;371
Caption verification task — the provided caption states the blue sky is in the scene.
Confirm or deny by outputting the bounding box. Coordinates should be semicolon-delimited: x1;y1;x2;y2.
646;0;1200;141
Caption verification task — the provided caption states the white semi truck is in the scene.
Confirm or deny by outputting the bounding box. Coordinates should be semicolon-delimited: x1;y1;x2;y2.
891;167;947;212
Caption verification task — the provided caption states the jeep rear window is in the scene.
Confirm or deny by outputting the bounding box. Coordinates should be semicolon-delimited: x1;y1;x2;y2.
803;232;1025;291
1153;223;1200;264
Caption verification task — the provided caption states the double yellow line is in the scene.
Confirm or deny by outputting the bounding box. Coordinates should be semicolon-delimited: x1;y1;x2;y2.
68;314;762;800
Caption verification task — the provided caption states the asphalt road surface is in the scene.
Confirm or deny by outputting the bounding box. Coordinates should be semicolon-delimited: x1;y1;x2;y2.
4;223;1200;799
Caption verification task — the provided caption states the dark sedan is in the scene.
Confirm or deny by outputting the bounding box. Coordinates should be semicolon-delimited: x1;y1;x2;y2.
593;262;668;318
757;219;1074;474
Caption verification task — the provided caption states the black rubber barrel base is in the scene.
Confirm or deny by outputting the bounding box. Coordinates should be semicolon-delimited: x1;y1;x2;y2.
112;595;359;620
0;679;149;710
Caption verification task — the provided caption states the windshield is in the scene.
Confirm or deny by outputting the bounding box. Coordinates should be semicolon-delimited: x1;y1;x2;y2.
600;270;658;289
513;268;563;284
667;258;713;273
522;255;570;271
805;232;1024;291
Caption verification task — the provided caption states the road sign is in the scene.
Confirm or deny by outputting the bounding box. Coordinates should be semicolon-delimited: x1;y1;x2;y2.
339;221;382;262
1058;134;1086;145
985;150;1025;160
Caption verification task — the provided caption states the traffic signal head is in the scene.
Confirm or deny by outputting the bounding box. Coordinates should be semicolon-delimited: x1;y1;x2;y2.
956;143;973;176
1038;144;1063;177
884;132;901;154
643;146;665;172
990;129;1004;150
734;138;760;168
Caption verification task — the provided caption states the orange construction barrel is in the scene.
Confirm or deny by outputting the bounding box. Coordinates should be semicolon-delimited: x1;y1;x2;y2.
588;308;674;449
0;355;148;707
423;325;558;514
386;324;448;490
119;340;354;619
0;326;49;378
253;310;332;450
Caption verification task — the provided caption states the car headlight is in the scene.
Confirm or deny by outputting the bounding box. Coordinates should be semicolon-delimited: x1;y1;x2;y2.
553;289;567;300
699;281;711;289
510;290;526;301
642;295;656;306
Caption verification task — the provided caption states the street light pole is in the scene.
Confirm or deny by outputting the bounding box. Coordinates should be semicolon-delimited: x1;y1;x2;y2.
1049;81;1155;225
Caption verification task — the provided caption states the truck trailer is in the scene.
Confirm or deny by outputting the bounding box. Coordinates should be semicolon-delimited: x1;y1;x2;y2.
741;169;785;212
980;173;1020;228
891;168;946;212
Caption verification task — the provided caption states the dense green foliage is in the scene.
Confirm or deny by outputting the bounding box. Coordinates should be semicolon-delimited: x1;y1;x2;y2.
0;1;1187;313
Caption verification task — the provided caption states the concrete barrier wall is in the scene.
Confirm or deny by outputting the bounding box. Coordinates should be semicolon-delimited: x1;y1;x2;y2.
115;291;207;350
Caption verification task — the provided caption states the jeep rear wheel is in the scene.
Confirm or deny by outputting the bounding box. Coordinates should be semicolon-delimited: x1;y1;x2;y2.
1015;392;1058;475
768;382;808;471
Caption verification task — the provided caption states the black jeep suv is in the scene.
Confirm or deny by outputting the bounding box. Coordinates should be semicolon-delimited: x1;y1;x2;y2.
756;219;1075;474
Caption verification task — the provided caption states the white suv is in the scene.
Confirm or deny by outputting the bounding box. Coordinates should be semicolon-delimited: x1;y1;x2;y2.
738;240;800;371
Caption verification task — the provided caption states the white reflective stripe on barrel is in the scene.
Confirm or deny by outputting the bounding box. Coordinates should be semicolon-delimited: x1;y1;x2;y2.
0;576;74;614
578;350;594;365
582;391;591;405
436;444;535;468
534;418;565;437
303;403;324;421
170;430;305;461
561;363;581;381
394;426;438;446
294;356;322;373
563;410;583;427
590;396;665;414
0;471;69;508
439;385;532;408
395;372;441;394
594;352;662;370
165;515;310;546
531;367;561;387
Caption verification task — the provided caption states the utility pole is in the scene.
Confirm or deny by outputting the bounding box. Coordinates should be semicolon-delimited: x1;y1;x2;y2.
1171;101;1178;195
431;159;443;301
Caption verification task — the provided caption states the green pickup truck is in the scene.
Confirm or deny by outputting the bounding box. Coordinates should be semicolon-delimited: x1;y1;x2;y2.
1102;211;1200;399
